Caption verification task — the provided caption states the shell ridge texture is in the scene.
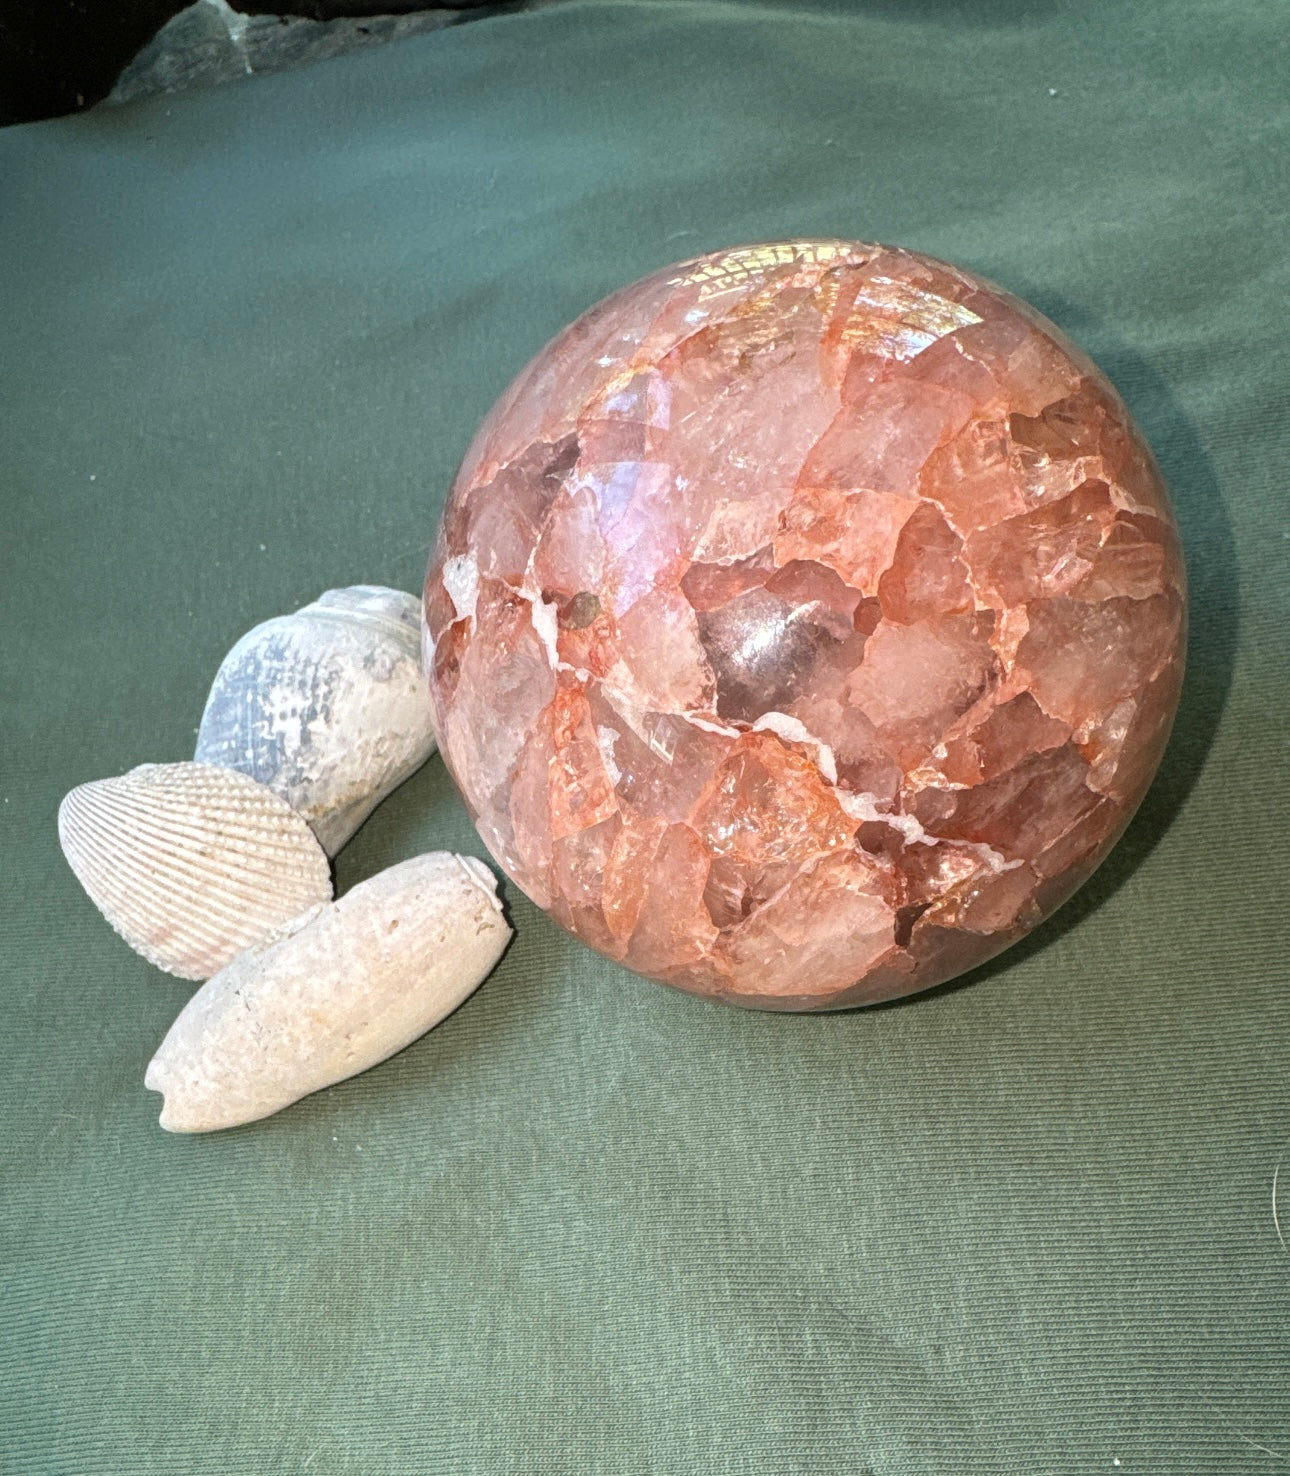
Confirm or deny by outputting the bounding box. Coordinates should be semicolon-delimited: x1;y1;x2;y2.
58;761;333;981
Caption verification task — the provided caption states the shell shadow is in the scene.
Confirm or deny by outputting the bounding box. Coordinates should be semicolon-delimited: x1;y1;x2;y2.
867;294;1238;1012
332;754;470;891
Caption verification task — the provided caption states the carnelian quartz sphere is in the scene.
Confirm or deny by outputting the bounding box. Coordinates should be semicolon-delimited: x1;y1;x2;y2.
425;241;1186;1010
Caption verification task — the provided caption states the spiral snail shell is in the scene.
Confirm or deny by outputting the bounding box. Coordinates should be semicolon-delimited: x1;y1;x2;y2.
195;585;437;855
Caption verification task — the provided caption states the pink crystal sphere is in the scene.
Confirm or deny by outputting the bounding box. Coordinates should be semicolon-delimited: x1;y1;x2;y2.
425;241;1185;1009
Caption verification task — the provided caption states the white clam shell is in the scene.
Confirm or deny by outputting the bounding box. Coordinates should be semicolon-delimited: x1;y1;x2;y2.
58;762;333;981
145;852;511;1132
195;585;437;855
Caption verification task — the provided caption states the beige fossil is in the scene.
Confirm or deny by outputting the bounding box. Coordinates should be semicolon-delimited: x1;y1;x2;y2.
145;852;511;1132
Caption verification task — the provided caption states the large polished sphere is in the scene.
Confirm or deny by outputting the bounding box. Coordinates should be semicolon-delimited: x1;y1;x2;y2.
425;241;1185;1009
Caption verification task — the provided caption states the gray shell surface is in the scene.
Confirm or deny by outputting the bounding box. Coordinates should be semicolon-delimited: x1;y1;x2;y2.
195;585;436;855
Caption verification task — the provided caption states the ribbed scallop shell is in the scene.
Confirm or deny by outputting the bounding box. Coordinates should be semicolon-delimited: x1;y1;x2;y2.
58;762;332;981
194;585;436;856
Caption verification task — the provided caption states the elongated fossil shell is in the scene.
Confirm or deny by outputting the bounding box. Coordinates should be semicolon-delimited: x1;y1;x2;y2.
58;762;332;981
195;585;437;856
145;852;511;1132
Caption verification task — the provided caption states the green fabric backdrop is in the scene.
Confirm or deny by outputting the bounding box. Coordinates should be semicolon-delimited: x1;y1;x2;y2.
2;2;1286;1471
